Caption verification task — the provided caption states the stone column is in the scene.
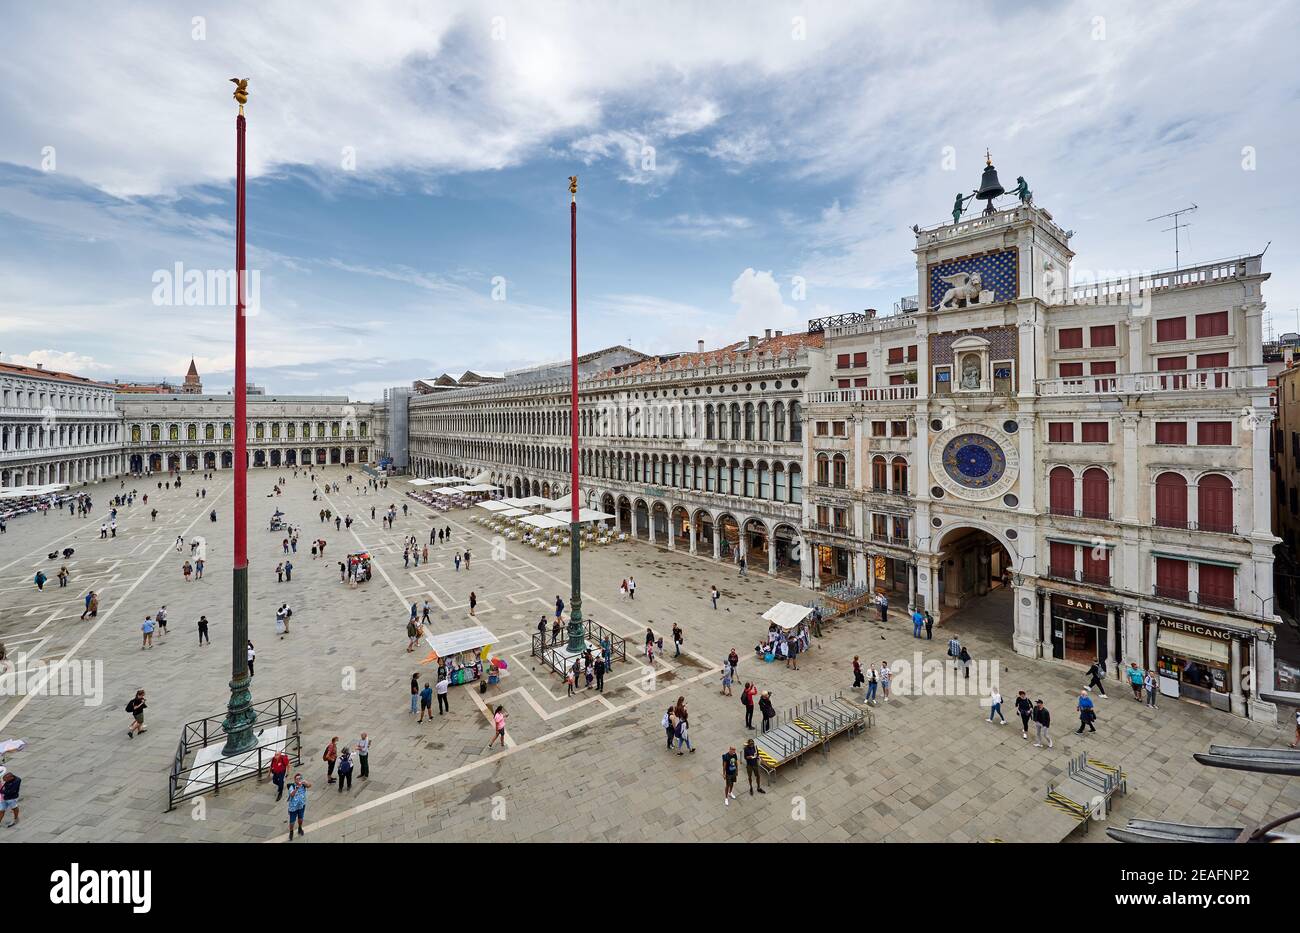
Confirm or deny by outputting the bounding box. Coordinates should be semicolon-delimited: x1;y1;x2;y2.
907;561;916;609
1105;608;1117;677
769;540;778;575
712;527;721;561
1229;637;1244;717
1248;635;1278;723
689;518;698;555
1011;582;1038;657
1040;593;1052;657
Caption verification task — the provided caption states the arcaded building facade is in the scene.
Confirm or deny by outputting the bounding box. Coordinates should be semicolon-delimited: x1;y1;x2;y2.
0;361;123;487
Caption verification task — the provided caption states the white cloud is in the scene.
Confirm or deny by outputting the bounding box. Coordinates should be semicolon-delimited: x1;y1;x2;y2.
6;349;111;372
729;268;803;335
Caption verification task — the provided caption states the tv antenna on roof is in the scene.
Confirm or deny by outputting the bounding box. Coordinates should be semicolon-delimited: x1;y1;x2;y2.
1146;204;1197;270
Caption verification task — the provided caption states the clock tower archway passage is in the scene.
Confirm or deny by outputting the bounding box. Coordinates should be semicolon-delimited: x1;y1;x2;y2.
932;526;1013;629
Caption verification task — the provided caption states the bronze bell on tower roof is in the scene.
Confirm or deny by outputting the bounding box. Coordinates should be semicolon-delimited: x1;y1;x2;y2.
975;149;1004;213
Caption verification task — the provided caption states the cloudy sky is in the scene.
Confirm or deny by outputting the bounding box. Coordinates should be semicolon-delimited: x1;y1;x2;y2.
0;0;1295;398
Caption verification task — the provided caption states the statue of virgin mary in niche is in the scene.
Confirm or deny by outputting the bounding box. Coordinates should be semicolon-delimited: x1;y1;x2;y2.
960;354;982;389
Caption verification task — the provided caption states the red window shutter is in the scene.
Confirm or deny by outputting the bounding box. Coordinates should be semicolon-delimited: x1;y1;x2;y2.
853;352;867;367
836;354;850;369
853;377;868;387
1081;422;1109;443
1157;355;1188;389
907;345;918;361
837;379;850;388
1195;311;1229;338
1156;317;1187;342
1196;422;1231;445
1196;352;1229;368
1059;362;1084;378
1049;541;1075;578
888;374;905;385
1155;422;1187;445
1082;547;1109;583
1156;557;1188;599
1058;327;1084;349
887;347;904;364
1197;564;1234;608
1155;472;1188;527
1089;324;1116;347
1090;360;1116;374
1081;468;1109;518
1049;466;1074;514
1197;474;1233;533
1048;422;1074;443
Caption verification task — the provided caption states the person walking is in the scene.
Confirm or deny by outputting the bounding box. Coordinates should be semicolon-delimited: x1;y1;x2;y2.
594;654;605;692
125;689;147;738
758;691;776;733
454;552;461;572
357;733;370;779
323;736;339;782
551;617;562;646
743;739;766;796
197;614;210;646
1;770;23;828
406;618;419;652
418;682;434;722
958;647;972;680
628;576;636;599
662;706;676;750
738;555;746;577
57;565;69;588
555;595;564;622
537;616;547;646
283;559;293;582
987;689;1007;724
878;592;888;623
336;749;354;793
141;616;155;649
436;675;450;714
672;624;683;657
710;585;719;610
1086;660;1108;697
1291;707;1300;749
463;549;471;569
947;634;961;661
852;655;864;689
487;706;508;749
80;590;95;620
1075;690;1097;734
469;591;477;616
1014;690;1033;739
912;608;924;638
1032;699;1054;748
742;682;756;729
269;748;290;801
924;611;934;640
720;661;734;696
722;746;739;805
1144;669;1159;709
728;647;739;675
247;641;256;678
674;715;694;755
286;774;310;840
880;661;894;701
1126;662;1144;701
409;673;420;715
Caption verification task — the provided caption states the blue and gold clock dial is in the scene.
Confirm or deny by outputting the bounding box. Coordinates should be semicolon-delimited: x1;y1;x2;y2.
942;433;1006;489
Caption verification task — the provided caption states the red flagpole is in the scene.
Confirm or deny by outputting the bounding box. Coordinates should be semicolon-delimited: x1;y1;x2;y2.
565;177;584;653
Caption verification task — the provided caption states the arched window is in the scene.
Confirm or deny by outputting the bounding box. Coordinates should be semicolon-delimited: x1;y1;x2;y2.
773;463;786;501
132;425;141;443
730;404;742;439
744;460;756;497
789;464;802;503
872;455;888;491
168;424;179;442
187;424;197;441
774;402;786;441
704;458;715;492
1049;466;1075;515
745;403;755;440
759;402;770;441
1155;472;1188;528
224;423;232;441
1081;468;1110;519
891;457;909;495
832;454;847;487
205;423;215;441
816;453;830;485
790;402;803;442
150;424;160;442
1197;473;1233;533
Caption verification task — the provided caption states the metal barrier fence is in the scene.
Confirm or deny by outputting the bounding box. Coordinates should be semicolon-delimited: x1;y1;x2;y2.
167;693;302;811
530;620;628;677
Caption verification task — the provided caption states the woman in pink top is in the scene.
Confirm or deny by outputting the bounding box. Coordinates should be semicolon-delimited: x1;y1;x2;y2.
487;706;508;749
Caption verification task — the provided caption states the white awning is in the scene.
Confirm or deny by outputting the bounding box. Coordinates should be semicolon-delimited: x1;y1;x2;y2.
540;495;573;510
546;508;615;524
408;478;434;486
424;625;497;658
522;514;568;529
762;601;814;630
476;500;512;512
497;507;530;518
1157;629;1230;665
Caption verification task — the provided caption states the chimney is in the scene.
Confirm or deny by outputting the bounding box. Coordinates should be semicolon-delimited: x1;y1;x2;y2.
775;330;783;338
697;340;705;353
764;328;772;339
748;335;757;350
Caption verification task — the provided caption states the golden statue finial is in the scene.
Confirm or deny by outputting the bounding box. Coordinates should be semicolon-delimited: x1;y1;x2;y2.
230;78;249;114
568;175;578;201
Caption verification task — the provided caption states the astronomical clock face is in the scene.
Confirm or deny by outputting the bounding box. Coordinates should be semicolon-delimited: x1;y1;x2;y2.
930;423;1019;501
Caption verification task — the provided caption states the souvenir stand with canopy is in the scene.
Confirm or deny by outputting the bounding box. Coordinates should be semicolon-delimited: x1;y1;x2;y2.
422;626;501;687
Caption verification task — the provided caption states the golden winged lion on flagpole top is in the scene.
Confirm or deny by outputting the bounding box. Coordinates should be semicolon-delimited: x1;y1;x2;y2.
230;78;249;106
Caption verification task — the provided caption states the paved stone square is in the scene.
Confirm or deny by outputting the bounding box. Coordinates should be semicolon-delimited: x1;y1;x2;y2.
0;467;1295;843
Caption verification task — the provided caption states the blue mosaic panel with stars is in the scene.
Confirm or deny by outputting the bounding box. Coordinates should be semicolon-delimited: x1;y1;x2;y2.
927;249;1019;309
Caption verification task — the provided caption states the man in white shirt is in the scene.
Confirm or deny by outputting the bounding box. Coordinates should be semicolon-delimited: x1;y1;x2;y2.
435;676;450;715
356;732;371;778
